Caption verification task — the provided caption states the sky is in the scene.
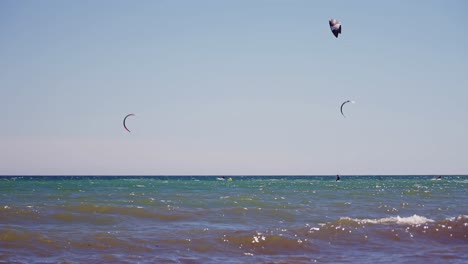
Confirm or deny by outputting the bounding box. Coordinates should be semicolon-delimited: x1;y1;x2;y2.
1;0;467;175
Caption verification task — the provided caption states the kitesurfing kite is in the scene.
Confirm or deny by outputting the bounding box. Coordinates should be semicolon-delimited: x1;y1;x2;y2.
123;114;135;132
329;19;342;38
340;100;355;118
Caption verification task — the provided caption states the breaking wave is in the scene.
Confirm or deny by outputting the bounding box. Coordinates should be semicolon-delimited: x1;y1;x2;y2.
340;214;435;225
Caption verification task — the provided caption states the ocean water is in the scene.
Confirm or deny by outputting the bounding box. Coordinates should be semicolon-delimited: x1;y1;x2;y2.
0;176;467;264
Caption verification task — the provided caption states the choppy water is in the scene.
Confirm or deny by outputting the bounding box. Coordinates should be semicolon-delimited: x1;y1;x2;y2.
1;176;467;263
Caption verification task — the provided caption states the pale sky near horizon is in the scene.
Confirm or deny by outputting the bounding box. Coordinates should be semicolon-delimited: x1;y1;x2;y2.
1;0;467;175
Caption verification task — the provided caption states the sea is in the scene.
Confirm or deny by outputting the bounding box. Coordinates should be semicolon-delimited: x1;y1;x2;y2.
0;175;467;264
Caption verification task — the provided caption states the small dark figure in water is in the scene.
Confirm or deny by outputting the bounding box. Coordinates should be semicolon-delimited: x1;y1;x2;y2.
336;175;341;181
436;175;442;180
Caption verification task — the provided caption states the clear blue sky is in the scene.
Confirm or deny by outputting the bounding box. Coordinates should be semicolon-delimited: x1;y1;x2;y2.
1;0;467;175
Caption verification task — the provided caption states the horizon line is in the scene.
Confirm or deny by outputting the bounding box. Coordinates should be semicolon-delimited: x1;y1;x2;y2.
1;174;466;177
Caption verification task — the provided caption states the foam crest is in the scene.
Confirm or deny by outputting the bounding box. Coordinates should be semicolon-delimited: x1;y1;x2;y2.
341;214;435;225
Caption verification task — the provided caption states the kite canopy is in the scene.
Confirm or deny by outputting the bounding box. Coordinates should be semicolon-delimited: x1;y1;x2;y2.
340;100;355;117
123;114;135;132
329;19;342;38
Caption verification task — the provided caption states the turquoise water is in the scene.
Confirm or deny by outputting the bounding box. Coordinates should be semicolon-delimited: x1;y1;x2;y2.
1;176;467;263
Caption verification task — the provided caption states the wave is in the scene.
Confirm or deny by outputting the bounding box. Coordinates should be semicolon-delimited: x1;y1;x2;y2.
1;215;466;264
64;204;191;221
340;214;435;225
204;215;468;255
301;215;468;243
0;205;41;222
336;215;468;228
0;204;193;224
221;230;317;255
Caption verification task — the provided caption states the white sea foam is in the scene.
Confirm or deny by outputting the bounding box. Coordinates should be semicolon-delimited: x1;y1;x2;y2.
446;215;468;221
342;214;435;225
